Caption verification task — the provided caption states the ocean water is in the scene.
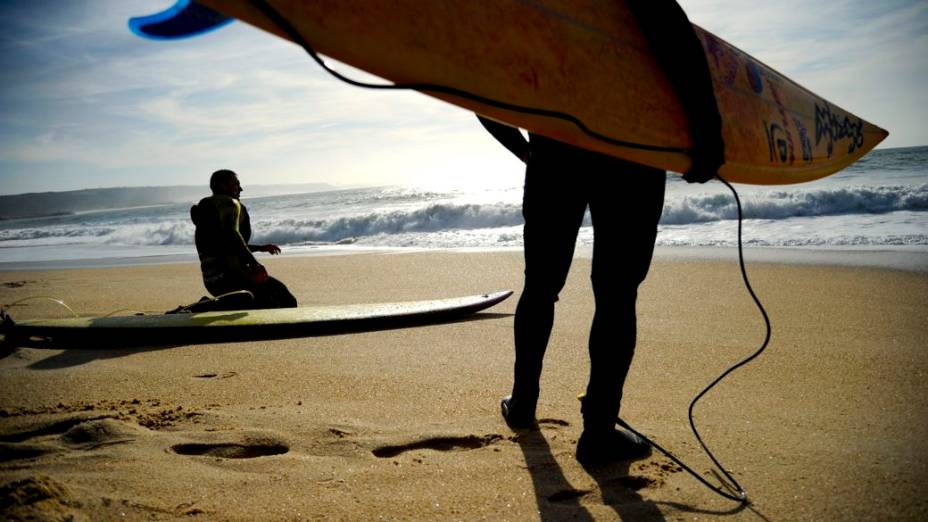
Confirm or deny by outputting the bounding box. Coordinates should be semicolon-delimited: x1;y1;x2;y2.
1;147;926;269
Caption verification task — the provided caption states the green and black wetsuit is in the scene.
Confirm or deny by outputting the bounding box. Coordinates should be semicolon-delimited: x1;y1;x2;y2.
190;195;296;309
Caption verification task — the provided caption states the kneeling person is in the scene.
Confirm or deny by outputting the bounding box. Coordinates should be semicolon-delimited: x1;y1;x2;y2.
191;169;297;309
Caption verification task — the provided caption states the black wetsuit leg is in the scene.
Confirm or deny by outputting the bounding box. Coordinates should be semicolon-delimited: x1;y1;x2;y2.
252;277;298;309
206;271;297;310
512;137;589;405
582;161;666;431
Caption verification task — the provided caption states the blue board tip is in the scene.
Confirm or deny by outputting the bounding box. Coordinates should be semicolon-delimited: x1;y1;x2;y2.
129;0;233;41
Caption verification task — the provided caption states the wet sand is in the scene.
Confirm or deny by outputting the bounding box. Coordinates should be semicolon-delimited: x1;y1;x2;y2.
1;251;926;520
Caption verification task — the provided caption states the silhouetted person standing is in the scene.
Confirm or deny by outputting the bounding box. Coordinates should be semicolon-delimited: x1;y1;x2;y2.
481;0;724;465
479;119;665;463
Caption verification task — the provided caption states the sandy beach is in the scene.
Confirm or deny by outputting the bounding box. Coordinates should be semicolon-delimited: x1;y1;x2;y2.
1;251;926;520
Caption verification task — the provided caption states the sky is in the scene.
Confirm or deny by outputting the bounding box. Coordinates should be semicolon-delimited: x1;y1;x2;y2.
0;0;925;195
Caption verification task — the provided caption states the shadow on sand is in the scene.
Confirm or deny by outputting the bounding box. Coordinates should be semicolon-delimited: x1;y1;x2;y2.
515;426;763;520
1;313;512;370
515;427;665;521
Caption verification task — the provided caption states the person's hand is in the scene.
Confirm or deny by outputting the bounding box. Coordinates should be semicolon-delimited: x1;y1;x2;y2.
683;157;719;183
684;139;725;184
248;263;269;284
261;244;282;255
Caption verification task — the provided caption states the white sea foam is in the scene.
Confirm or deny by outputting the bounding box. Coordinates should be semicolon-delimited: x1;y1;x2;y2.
1;147;926;266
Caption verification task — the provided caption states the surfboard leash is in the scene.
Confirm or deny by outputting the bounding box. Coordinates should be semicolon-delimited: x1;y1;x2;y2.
1;296;79;318
249;0;771;504
0;296;80;350
608;174;770;504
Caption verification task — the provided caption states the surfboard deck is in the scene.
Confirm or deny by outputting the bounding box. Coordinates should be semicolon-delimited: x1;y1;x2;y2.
1;291;512;348
178;0;887;185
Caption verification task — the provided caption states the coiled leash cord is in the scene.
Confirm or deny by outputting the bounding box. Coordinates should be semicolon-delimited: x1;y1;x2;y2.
614;175;770;503
248;0;770;503
1;296;80;318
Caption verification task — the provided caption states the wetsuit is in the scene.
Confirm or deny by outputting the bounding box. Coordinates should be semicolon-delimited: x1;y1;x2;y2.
481;0;724;434
479;117;666;431
191;195;296;309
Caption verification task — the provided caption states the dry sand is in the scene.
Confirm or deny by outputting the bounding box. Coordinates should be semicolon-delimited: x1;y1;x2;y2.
1;251;926;521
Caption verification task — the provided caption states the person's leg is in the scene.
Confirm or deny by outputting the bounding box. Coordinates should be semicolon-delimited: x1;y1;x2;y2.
270;277;298;308
252;277;298;309
204;270;258;310
201;257;260;308
579;161;665;458
505;139;588;427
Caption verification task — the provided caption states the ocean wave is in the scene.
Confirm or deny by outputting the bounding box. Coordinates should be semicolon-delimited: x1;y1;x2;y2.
1;185;924;250
661;184;928;224
251;203;524;244
253;185;927;245
0;226;117;241
103;222;194;246
656;234;928;247
250;186;449;213
0;222;193;246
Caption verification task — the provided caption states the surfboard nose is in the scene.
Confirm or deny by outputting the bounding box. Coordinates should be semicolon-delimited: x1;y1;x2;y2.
869;122;890;143
862;119;890;152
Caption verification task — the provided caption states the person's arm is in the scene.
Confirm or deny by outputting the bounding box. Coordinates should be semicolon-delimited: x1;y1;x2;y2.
627;0;725;183
249;244;282;255
477;116;530;163
217;198;260;266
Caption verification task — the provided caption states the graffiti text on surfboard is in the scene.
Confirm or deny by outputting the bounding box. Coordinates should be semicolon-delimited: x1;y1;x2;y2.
815;103;865;158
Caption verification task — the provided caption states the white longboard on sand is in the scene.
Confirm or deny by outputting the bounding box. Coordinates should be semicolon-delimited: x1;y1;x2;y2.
1;291;513;348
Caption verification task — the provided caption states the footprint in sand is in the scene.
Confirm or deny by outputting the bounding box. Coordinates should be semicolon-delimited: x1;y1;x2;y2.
2;280;34;288
0;441;59;462
0;475;76;520
171;435;289;459
192;371;237;379
0;413;113;444
371;434;503;458
0;415;141;463
628;459;683;489
328;427;354;438
609;475;657;491
60;418;140;449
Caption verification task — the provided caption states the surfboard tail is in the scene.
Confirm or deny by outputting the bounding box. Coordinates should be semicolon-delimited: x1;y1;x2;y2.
129;0;233;40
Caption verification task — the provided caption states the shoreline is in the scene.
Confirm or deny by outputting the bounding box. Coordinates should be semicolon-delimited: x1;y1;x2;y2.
2;244;926;273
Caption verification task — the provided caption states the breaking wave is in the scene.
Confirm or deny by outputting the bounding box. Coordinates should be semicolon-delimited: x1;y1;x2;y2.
1;184;925;249
660;184;928;224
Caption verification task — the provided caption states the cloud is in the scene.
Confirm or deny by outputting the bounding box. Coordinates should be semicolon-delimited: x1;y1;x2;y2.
0;2;483;183
1;0;925;194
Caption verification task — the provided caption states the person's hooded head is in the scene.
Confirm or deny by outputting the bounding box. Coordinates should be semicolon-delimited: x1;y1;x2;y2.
210;169;242;199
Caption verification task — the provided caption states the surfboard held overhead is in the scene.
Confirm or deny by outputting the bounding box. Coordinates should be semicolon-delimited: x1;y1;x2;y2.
135;1;887;184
